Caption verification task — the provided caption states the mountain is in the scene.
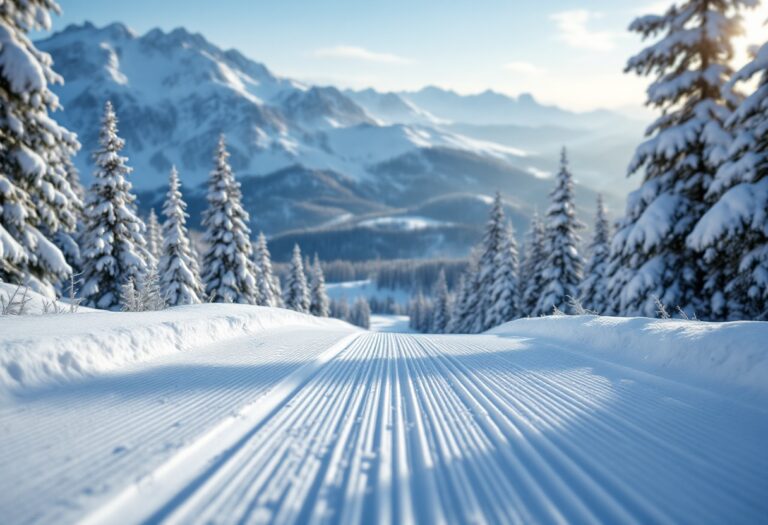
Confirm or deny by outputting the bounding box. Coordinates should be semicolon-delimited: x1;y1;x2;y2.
37;22;523;190
39;22;627;261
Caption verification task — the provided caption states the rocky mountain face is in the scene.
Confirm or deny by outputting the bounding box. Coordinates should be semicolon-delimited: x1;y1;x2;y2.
40;22;628;261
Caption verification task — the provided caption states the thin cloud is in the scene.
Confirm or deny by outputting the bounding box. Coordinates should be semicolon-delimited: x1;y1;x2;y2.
503;61;546;75
312;45;413;64
550;10;618;51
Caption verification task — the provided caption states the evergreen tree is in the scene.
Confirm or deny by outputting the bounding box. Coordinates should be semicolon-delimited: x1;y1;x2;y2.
330;297;350;322
579;194;611;314
487;222;519;327
283;244;310;313
446;273;466;334
253;232;283;307
609;0;751;318
137;260;164;311
432;269;451;333
146;208;162;261
520;211;546;317
476;192;511;330
350;296;371;329
535;149;584;315
455;250;483;333
201;135;257;303
159;166;203;306
689;41;768;320
80;102;150;310
0;0;83;295
309;254;330;317
120;278;138;312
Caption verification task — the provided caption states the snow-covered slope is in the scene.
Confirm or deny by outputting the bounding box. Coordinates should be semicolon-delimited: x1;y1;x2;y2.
489;315;768;404
37;23;525;190
0;304;352;398
1;320;766;524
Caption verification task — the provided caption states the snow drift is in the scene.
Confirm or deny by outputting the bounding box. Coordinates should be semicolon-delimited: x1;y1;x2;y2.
489;315;768;403
0;301;353;400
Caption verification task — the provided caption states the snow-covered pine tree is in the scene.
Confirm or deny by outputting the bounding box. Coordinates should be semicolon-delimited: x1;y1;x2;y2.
120;278;138;312
579;194;611;314
350;296;371;329
0;0;83;295
456;250;484;333
330;297;350;322
159;166;204;306
432;269;451;333
535;148;584;315
80;102;150;309
283;244;310;313
309;254;330;317
446;273;466;333
146;208;162;261
476;192;511;330
137;260;164;311
201;135;257;304
520;211;546;317
689;41;768;320
487;222;519;327
609;0;752;318
253;232;283;307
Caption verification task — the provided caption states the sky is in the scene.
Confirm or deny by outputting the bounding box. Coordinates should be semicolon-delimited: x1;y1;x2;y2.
45;0;768;112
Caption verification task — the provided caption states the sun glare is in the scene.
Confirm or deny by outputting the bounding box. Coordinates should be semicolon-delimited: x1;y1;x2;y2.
735;4;768;67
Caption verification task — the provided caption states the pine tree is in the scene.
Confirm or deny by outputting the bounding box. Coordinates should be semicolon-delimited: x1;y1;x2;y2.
146;208;162;261
331;297;351;322
159;166;204;306
476;192;511;331
137;260;165;311
579;194;611;314
535;149;584;315
80;102;150;310
201;135;257;304
120;278;138;312
0;0;83;295
688;41;768;320
284;244;310;313
520;211;546;317
350;296;371;329
455;250;483;333
252;232;283;307
610;0;751;318
309;254;330;317
432;269;451;333
487;222;519;327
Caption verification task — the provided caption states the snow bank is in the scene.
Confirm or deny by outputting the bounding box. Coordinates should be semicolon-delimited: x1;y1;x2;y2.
0;303;353;400
489;315;768;403
0;282;96;315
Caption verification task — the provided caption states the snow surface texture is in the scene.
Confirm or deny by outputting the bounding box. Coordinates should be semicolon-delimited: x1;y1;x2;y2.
490;315;768;404
1;310;767;523
0;303;351;400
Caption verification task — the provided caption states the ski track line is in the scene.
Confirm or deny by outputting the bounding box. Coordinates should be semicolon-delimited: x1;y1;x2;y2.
7;331;768;525
0;327;354;525
78;332;362;525
68;331;767;525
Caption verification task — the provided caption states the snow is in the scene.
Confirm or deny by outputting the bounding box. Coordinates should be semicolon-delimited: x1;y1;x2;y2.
489;315;768;404
369;314;414;333
326;279;411;305
0;282;94;315
0;303;350;400
358;215;450;231
1;322;766;524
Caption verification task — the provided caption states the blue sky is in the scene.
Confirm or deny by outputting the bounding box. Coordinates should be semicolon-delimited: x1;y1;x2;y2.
46;1;768;111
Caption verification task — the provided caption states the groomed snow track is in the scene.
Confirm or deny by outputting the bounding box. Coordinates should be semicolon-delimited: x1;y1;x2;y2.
3;331;767;524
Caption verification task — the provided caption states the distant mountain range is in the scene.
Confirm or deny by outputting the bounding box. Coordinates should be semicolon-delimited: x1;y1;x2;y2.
37;22;642;261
